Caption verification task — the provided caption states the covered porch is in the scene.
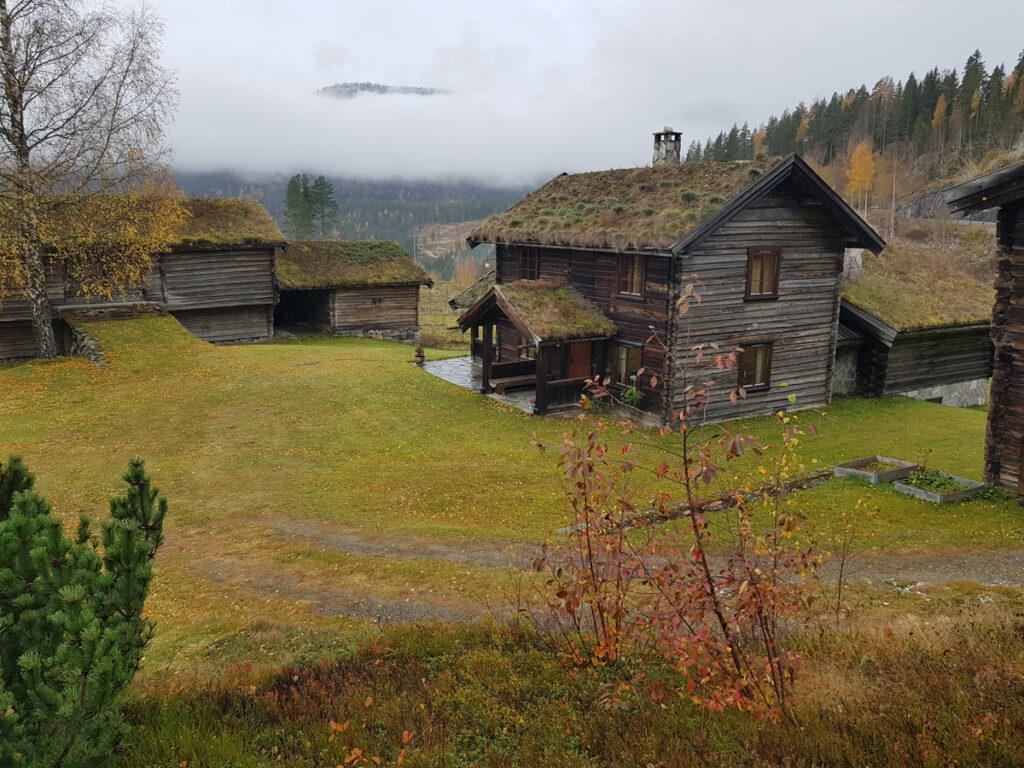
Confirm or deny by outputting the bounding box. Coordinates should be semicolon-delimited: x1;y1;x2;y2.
456;281;617;415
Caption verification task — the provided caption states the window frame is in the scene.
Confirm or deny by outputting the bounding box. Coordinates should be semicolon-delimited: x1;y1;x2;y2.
745;247;781;301
612;343;643;386
737;341;773;391
519;247;539;281
518;335;536;360
617;254;645;297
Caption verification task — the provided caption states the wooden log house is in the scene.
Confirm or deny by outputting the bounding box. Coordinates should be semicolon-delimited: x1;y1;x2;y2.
459;153;884;419
944;159;1024;493
836;236;994;406
275;240;433;342
0;199;284;359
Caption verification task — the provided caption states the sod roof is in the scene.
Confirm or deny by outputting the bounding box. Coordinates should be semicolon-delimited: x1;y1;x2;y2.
468;158;782;251
176;199;285;247
448;269;495;310
842;227;995;331
459;281;616;343
277;240;433;290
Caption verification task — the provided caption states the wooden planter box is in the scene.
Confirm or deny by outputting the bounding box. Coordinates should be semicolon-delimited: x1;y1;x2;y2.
893;473;985;503
833;456;919;484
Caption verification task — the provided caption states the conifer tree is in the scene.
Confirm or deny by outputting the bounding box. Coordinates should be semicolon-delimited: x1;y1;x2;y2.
310;175;340;238
283;173;314;239
0;457;167;767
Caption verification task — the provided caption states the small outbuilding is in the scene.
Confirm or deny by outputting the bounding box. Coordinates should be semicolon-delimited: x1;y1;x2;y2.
944;159;1024;493
836;234;994;406
275;240;433;342
0;198;284;360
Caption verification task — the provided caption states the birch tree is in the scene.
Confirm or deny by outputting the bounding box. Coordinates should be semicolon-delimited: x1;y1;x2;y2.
0;0;178;357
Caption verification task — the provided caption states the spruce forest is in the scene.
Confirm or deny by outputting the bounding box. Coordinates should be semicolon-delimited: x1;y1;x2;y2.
688;49;1024;178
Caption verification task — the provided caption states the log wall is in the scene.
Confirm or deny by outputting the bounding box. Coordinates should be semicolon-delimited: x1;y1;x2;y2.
883;326;992;395
672;183;846;422
330;285;420;332
987;202;1024;490
495;244;673;402
0;246;278;356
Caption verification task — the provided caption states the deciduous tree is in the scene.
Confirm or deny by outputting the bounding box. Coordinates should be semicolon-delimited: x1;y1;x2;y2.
0;0;178;357
845;140;876;214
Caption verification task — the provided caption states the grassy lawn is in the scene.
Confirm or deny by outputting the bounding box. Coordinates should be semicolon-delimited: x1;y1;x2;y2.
1;313;1022;673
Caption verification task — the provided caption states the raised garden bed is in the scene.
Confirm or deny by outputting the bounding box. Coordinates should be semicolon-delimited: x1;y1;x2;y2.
893;471;985;503
833;455;919;484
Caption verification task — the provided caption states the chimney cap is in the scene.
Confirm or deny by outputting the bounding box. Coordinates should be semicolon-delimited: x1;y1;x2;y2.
653;126;680;135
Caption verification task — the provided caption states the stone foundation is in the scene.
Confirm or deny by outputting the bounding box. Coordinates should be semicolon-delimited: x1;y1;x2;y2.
894;377;990;408
330;328;421;344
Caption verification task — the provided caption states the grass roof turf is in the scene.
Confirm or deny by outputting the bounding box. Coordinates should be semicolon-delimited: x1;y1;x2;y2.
494;281;616;342
176;199;285;247
842;223;995;330
277;240;432;290
449;269;495;309
469;158;780;251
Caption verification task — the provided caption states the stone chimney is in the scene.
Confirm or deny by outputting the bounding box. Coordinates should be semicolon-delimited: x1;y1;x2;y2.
653;127;682;166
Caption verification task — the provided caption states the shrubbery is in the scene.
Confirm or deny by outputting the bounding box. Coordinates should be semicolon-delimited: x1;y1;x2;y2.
0;456;166;767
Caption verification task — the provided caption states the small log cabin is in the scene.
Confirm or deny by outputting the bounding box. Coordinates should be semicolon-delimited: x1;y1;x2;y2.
0;199;284;359
459;152;884;419
275;240;433;342
944;159;1024;493
836;236;994;406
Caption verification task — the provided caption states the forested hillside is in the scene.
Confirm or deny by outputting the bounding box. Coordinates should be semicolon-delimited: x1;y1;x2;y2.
688;49;1024;183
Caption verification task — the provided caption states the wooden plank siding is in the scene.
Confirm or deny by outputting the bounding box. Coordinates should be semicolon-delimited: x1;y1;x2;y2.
0;247;278;355
882;327;992;394
494;245;673;401
673;187;846;422
162;250;276;311
987;202;1024;490
0;321;38;360
329;285;420;332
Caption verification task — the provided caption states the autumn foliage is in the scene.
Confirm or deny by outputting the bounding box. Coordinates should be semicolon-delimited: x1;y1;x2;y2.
528;279;818;721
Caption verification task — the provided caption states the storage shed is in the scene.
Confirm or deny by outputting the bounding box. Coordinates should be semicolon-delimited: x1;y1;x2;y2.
275;240;432;342
0;198;284;359
944;159;1024;492
837;234;995;406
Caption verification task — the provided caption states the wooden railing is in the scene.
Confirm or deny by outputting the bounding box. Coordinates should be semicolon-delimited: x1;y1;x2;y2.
470;337;498;362
541;377;589;411
491;359;536;378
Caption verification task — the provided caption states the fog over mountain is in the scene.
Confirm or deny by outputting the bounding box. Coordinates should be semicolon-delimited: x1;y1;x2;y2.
153;0;1024;186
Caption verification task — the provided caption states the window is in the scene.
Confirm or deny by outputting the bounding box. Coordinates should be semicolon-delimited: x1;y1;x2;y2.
737;342;773;390
745;248;781;299
519;335;536;360
613;344;642;384
618;254;645;296
520;247;539;281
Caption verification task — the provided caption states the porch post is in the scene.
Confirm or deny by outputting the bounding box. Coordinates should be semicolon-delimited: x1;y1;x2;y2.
535;344;548;415
481;323;493;393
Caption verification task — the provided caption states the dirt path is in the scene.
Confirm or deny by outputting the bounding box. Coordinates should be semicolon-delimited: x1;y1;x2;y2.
164;514;1024;625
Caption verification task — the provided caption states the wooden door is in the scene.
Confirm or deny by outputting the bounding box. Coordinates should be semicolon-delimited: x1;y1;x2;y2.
567;342;591;379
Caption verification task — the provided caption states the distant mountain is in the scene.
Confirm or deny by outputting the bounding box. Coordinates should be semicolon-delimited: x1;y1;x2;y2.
317;82;445;99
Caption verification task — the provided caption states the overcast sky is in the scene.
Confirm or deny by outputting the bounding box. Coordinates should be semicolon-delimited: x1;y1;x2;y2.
149;0;1024;186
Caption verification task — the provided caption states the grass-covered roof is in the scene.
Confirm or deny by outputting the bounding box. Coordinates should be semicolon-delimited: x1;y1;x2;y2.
277;240;433;290
176;199;285;247
468;159;780;251
842;221;995;331
448;269;495;310
491;281;616;342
